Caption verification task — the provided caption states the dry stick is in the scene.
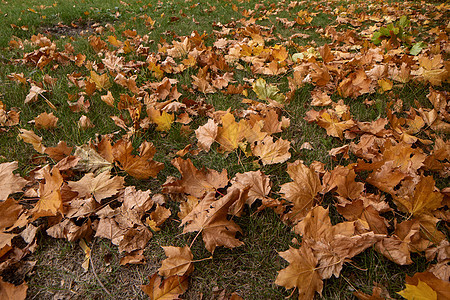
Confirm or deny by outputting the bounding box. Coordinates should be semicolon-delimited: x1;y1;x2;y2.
90;238;112;296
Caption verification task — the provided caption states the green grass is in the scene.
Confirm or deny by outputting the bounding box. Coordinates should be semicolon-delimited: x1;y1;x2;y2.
0;0;448;299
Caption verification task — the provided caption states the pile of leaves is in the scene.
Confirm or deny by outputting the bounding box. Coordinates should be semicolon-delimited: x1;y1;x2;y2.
0;0;449;299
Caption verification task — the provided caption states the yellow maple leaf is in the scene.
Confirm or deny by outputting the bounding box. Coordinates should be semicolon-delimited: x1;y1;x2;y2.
89;71;111;91
147;106;174;131
397;280;437;300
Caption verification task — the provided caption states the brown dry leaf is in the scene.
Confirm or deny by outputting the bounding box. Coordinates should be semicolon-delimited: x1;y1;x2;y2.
101;91;115;107
162;157;228;198
34;112;58;129
18;129;46;153
150;204;171;227
78;115;95;129
181;189;244;253
159;245;194;277
0;162;28;201
68;171;124;202
119;226;152;253
141;273;188;300
195;119;218;152
311;90;332;107
25;85;46;104
252;136;291;165
394;176;443;216
337;200;388;234
112;139;164;179
231;170;271;206
0;277;27;300
0;198;22;231
275;246;323;300
45;141;72;161
120;250;146;265
354;284;389;300
280;160;322;221
317;112;355;139
33;166;63;217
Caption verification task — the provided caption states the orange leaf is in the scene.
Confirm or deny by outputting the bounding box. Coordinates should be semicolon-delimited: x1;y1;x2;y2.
141;273;188;300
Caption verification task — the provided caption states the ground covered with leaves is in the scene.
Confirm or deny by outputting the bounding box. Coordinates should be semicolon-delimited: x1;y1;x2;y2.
0;0;449;299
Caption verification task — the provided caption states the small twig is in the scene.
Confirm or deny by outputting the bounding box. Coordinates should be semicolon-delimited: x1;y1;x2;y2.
89;239;112;296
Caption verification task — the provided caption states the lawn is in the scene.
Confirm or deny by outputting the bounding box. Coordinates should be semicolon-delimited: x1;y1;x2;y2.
0;0;448;299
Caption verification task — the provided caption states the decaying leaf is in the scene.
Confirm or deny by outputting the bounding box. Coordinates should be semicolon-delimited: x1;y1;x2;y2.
159;245;194;277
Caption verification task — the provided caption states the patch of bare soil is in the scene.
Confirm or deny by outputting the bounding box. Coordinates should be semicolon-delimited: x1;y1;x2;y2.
40;20;98;38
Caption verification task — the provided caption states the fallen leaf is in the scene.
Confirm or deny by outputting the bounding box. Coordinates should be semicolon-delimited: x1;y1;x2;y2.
275;246;323;300
68;171;124;202
0;162;28;200
141;273;188;300
159;245;194;277
18;129;46;153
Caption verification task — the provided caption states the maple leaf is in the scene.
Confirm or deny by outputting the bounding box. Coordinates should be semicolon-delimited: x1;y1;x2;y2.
230;170;271;206
18;129;46;153
0;277;27;300
88;70;111;91
112;139;164;179
180;189;244;253
252;78;285;104
33;166;64;217
275;246;323;300
141;273;188;300
159;245;194;277
394;176;443;216
0;162;28;200
149;204;171;229
404;272;450;299
73;144;113;174
147;106;174;131
337;200;388;234
68;171;124;202
216;112;248;153
163;157;228;198
195;119;218;152
397;280;437;300
34;112;58;129
280;160;322;221
0;198;22;231
252;136;291;165
317;112;355;139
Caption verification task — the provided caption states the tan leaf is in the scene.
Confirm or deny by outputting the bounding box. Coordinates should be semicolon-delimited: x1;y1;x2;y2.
195;119;218;152
25;84;46;104
0;162;28;200
275;246;323;299
78;115;95;129
68;171;124;202
280;160;322;221
34;112;58;129
73;144;113;174
120;250;146;265
159;245;194;277
231;170;271;206
252;137;291;165
0;277;27;300
150;204;171;227
101;91;115;107
18;129;46;153
162;157;228;198
141;273;188;300
181;189;244;253
45;141;73;161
